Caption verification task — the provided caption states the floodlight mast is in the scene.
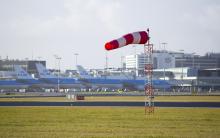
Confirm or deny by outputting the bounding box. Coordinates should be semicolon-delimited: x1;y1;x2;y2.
144;29;154;115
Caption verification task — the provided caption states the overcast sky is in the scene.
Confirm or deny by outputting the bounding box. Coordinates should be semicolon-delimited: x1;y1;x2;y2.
0;0;220;70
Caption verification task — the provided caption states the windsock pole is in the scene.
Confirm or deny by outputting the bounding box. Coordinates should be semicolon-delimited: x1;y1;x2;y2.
104;29;154;115
144;29;154;115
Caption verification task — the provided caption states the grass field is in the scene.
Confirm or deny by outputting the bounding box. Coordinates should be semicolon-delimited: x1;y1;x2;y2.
0;96;220;102
0;107;219;138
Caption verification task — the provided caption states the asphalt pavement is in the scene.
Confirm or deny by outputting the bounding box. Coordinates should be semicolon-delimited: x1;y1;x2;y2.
0;101;219;107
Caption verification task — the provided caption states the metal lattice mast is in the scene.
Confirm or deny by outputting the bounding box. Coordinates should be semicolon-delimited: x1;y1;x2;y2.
144;29;154;114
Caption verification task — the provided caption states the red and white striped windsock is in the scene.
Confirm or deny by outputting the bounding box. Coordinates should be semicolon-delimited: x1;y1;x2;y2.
105;31;149;51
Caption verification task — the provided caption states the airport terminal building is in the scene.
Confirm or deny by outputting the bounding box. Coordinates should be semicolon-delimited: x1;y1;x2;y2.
124;51;220;91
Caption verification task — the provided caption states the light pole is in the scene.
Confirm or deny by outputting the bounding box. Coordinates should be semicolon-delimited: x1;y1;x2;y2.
57;57;61;93
54;55;61;92
25;58;29;72
133;45;137;77
179;50;184;91
105;51;108;78
121;55;124;71
161;43;167;78
161;42;167;93
192;52;196;68
74;53;79;67
74;53;78;96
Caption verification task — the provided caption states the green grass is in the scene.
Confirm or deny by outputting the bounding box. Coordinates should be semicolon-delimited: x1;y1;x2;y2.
0;96;220;102
0;107;219;138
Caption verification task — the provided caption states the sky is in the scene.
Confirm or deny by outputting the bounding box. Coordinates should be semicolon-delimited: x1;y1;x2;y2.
0;0;220;70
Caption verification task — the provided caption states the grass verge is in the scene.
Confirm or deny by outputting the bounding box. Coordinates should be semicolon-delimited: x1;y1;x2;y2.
0;107;219;138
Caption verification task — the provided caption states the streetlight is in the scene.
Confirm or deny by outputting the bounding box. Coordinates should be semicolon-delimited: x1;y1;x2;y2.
57;57;61;93
191;52;196;93
25;58;29;72
74;53;79;67
161;43;167;78
105;51;108;78
54;55;62;92
179;50;184;91
73;53;78;96
161;42;167;93
133;45;137;76
192;52;196;68
120;55;124;71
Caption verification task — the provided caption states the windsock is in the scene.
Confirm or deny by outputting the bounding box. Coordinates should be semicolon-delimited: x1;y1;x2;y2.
105;31;149;51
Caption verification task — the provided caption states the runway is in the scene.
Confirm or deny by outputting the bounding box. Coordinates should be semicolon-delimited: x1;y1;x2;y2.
0;101;220;107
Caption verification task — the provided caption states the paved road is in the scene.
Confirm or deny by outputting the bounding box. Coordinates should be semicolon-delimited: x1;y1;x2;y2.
1;92;220;98
0;101;219;107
